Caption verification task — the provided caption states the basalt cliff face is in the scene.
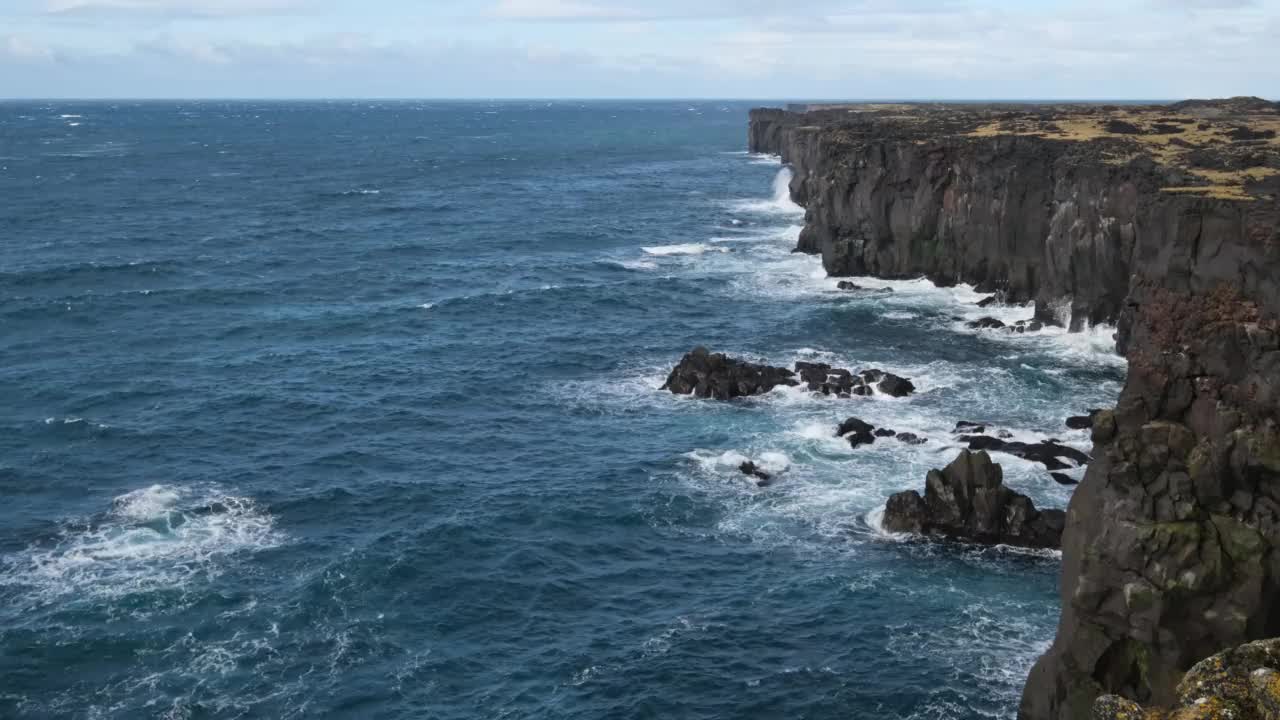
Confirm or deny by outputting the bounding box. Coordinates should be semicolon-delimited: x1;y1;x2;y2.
749;100;1280;719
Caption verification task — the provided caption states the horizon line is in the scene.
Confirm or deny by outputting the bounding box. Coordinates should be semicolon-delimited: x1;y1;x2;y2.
0;96;1229;103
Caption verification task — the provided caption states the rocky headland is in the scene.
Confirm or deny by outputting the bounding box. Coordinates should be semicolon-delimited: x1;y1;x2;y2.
748;99;1280;719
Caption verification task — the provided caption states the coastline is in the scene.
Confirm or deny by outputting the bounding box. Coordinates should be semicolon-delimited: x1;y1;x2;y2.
747;100;1280;719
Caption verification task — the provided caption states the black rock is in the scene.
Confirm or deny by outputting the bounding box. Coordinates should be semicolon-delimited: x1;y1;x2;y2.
954;421;988;434
795;361;867;396
1065;409;1103;430
959;434;1091;471
836;281;893;293
967;315;1008;330
977;295;998;307
874;428;897;438
663;347;798;400
967;316;1006;330
1050;472;1079;486
739;461;773;486
897;433;927;445
881;450;1064;549
1065;415;1093;430
1012;319;1045;334
877;373;917;397
837;417;877;448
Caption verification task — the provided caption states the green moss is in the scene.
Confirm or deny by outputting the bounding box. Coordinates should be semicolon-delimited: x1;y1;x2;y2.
1209;514;1265;563
1246;427;1280;473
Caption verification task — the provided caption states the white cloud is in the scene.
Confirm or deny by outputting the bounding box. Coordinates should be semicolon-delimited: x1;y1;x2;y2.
44;0;303;19
489;0;640;20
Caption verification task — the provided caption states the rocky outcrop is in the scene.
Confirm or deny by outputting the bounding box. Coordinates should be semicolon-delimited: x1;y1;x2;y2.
663;349;917;400
1092;638;1280;720
883;450;1065;549
749;101;1280;718
662;347;797;399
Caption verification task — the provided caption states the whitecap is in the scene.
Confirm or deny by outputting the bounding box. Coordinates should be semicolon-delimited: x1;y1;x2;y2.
0;483;282;608
641;243;725;257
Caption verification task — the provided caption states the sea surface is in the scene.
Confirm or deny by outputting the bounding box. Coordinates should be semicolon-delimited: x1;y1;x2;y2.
0;101;1126;719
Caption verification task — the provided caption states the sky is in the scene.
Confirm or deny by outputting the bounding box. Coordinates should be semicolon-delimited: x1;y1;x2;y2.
0;0;1277;99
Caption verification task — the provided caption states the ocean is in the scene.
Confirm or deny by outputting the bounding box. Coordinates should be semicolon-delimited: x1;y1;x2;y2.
0;101;1125;719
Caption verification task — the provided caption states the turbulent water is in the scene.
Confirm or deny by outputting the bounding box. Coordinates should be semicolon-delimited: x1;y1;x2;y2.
0;101;1125;719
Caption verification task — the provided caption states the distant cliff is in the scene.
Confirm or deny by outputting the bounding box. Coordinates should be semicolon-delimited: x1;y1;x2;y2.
749;100;1280;719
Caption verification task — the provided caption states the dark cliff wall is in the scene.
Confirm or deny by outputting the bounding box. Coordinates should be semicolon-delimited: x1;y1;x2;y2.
748;108;1270;329
749;109;1280;719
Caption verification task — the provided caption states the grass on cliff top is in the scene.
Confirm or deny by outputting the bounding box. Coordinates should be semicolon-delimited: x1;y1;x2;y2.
967;109;1280;200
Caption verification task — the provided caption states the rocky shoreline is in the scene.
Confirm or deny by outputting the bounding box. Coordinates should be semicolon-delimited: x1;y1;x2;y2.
745;99;1280;720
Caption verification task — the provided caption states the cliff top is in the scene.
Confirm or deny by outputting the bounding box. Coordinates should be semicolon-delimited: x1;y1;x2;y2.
759;98;1280;201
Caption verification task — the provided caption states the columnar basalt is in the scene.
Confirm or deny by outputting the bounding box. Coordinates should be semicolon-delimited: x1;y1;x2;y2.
748;100;1280;719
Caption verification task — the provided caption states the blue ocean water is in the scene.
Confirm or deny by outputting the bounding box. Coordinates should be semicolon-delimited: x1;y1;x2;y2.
0;101;1125;720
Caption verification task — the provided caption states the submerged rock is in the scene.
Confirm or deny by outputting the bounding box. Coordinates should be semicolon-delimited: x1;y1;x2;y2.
882;450;1065;549
662;347;798;400
836;281;894;293
837;417;877;448
967;316;1006;329
960;435;1091;471
1065;409;1104;430
1012;320;1045;334
1050;472;1079;486
738;461;773;486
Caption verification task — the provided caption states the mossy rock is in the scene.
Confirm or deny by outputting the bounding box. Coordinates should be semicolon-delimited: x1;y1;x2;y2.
1093;638;1280;720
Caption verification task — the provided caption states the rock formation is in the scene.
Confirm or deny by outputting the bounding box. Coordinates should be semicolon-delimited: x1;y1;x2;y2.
748;99;1280;719
837;417;929;449
661;347;797;400
882;449;1065;549
663;349;916;400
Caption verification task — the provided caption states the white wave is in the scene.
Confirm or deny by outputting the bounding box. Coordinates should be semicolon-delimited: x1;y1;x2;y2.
0;483;282;608
880;311;918;320
617;259;658;271
419;303;434;309
641;243;726;256
729;168;804;215
59;114;82;119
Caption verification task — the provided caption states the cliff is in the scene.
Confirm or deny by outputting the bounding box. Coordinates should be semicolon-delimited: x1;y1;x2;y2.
748;100;1280;719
